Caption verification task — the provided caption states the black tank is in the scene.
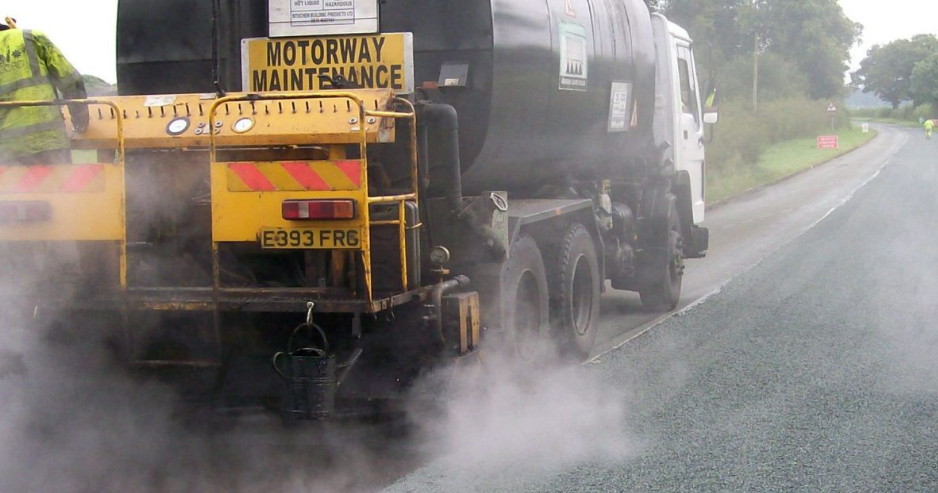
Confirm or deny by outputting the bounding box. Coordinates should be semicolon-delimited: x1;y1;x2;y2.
117;0;657;193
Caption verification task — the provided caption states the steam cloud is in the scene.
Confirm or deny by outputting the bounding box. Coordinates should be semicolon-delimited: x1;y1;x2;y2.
0;250;636;493
0;255;403;493
393;347;637;492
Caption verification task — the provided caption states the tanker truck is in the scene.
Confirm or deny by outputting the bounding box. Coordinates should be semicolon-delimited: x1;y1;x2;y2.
0;0;716;417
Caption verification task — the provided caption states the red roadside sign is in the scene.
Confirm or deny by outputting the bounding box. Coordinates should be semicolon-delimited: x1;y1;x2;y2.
817;135;839;150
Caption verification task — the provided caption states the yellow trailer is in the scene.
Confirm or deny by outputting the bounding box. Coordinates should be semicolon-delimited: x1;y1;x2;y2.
0;92;479;417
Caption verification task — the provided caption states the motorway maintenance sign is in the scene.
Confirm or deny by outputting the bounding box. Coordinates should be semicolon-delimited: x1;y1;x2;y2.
817;135;840;149
241;33;415;93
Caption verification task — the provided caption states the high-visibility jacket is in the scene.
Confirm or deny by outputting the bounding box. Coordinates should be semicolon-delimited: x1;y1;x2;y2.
925;120;934;131
0;29;87;161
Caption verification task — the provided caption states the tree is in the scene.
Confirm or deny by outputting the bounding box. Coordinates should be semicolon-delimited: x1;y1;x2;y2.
719;51;809;101
662;0;752;63
911;52;938;112
853;35;938;109
662;0;860;101
754;0;862;100
81;74;118;97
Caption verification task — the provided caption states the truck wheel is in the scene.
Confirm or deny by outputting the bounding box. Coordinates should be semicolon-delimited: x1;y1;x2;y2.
501;235;550;362
640;209;684;312
552;224;601;360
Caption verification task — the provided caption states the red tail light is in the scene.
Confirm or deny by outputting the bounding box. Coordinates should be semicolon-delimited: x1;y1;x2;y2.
282;200;356;221
0;201;52;224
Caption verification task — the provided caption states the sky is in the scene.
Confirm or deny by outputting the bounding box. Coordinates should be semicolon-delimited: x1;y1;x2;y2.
5;0;119;82
840;0;938;72
3;0;937;84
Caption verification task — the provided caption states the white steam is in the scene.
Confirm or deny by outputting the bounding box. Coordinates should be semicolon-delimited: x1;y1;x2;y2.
0;253;406;493
395;350;637;492
0;247;639;493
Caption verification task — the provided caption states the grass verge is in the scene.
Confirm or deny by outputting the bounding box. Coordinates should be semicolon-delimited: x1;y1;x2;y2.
707;126;878;204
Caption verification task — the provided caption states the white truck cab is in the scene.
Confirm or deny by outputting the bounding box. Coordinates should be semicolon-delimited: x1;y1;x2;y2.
652;14;715;229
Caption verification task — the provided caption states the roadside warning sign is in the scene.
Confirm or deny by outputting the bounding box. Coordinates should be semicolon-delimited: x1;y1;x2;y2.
827;102;838;113
817;135;839;149
242;33;415;93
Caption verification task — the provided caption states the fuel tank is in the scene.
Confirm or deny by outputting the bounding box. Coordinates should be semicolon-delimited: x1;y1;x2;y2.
117;0;657;193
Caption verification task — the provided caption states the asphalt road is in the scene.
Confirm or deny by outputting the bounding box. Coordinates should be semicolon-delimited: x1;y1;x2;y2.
389;126;938;492
591;124;908;359
0;125;919;493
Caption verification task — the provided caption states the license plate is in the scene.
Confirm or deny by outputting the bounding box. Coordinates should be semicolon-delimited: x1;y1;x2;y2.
241;33;415;93
260;228;361;250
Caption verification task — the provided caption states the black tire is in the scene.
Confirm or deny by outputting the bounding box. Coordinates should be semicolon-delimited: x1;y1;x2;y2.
551;224;601;360
640;207;685;312
500;235;550;362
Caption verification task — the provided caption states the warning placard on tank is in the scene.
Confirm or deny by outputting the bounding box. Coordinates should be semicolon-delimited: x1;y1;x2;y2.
608;81;633;132
559;21;589;92
269;0;379;37
241;33;414;93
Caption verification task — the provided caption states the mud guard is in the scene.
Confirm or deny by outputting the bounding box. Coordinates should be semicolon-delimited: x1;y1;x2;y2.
673;170;709;258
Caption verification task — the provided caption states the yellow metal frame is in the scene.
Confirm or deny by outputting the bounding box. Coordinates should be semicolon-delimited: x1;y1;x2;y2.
0;98;127;288
67;90;397;150
210;160;367;241
207;91;418;303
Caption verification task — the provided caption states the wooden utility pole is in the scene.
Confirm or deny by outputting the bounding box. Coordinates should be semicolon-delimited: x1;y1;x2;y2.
752;1;759;112
753;32;759;112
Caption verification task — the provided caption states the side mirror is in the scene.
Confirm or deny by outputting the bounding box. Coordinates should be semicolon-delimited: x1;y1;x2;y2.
703;110;719;125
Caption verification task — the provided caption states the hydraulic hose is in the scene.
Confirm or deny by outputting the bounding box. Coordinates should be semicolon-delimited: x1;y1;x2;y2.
417;103;506;259
429;275;472;344
417;103;463;212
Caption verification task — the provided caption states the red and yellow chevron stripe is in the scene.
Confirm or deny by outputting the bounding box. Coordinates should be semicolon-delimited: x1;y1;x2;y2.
226;160;362;192
0;164;106;194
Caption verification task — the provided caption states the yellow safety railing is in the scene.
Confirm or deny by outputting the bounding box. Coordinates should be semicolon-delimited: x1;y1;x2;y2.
0;98;127;288
207;91;418;302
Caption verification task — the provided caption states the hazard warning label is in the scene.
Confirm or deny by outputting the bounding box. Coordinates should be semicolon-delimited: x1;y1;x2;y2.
269;0;378;37
559;21;589;92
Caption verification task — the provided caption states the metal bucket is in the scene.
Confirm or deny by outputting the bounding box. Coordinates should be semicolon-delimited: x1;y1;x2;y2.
273;321;336;421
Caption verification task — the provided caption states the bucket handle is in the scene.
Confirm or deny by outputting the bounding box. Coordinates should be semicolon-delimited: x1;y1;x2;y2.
272;303;331;380
288;321;330;355
293;301;330;355
272;352;289;380
272;346;328;381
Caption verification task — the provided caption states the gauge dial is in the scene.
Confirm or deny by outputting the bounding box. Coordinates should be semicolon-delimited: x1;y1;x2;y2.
232;117;255;134
429;246;452;266
166;117;190;136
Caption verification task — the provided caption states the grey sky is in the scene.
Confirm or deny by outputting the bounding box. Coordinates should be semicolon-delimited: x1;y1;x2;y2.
840;0;938;71
4;0;936;84
5;0;119;81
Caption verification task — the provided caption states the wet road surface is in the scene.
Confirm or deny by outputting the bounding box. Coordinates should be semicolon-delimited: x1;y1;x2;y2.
0;125;918;492
390;127;938;492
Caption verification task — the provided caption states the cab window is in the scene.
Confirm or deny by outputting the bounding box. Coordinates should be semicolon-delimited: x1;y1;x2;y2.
678;57;699;125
